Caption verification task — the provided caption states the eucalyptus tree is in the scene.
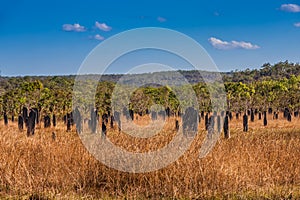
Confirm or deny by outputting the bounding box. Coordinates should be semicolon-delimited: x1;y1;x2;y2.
193;83;210;112
46;76;74;117
130;88;151;115
226;82;255;113
20;80;43;108
286;75;300;113
95;81;115;115
254;80;288;113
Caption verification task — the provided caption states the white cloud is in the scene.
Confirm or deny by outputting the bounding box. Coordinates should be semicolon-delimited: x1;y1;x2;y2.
231;41;260;50
209;37;232;49
294;22;300;27
95;21;112;31
280;4;300;12
157;16;167;22
94;34;105;40
62;23;86;32
209;37;260;50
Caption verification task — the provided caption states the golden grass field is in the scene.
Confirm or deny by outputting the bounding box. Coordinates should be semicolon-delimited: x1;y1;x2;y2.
0;114;300;199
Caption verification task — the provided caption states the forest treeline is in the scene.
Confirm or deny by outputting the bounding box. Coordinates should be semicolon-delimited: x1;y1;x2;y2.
0;61;299;118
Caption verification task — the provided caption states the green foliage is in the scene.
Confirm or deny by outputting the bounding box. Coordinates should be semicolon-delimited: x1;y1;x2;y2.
0;61;299;117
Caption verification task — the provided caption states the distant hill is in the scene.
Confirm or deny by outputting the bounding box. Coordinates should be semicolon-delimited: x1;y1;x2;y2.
0;61;299;87
223;61;300;83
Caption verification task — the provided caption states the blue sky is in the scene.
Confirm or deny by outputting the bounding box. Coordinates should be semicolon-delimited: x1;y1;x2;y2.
0;0;300;76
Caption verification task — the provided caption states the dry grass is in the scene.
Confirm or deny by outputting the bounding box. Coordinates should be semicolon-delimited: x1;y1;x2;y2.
0;114;300;199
